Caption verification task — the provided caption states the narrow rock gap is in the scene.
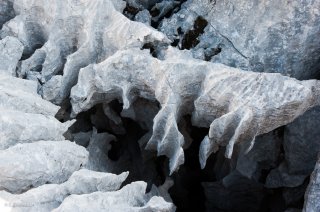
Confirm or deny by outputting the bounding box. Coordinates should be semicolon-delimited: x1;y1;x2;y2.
150;0;188;29
181;16;208;50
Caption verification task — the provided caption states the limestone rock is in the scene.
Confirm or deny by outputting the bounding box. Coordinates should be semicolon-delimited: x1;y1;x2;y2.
1;0;169;104
54;181;175;212
159;0;320;79
70;48;320;174
303;155;320;212
0;169;128;212
0;140;88;193
0;36;23;76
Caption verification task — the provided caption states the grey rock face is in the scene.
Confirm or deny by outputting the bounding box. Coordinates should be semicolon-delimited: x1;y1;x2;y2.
0;140;88;193
70;48;320;174
0;169;128;211
303;155;320;212
266;106;320;188
0;36;23;76
0;0;320;211
159;0;320;80
54;181;175;212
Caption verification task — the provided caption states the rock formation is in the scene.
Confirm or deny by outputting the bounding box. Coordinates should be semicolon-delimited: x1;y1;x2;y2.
0;0;319;211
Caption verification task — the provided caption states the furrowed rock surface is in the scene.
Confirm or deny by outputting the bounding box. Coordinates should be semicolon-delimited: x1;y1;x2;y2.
0;140;88;193
54;181;175;212
303;155;320;212
0;74;73;149
0;169;128;211
1;0;169;104
70;48;320;174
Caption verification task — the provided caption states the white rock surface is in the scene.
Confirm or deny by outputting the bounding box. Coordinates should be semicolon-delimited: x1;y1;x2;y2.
0;140;88;193
0;36;23;76
0;169;128;212
54;181;175;212
71;48;320;173
1;0;169;104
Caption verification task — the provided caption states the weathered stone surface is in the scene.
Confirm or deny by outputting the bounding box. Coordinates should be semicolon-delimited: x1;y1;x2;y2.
0;140;88;193
71;47;320;174
266;106;320;188
54;181;175;212
303;155;320;212
159;0;320;80
0;169;128;211
0;109;74;149
0;36;23;76
1;0;169;104
0;73;59;116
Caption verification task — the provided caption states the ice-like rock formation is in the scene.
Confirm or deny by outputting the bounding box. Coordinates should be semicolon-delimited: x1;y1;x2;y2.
70;48;320;173
1;0;169;104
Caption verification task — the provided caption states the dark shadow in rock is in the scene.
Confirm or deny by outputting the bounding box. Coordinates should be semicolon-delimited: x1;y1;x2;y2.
169;115;212;212
181;16;208;50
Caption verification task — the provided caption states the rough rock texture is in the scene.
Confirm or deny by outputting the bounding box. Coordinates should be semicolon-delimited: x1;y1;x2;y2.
0;74;73;149
158;0;320;80
54;181;175;212
0;140;88;193
303;155;320;212
266;106;320;188
0;0;320;211
0;169;128;211
0;36;23;76
71;48;320;174
1;0;169;104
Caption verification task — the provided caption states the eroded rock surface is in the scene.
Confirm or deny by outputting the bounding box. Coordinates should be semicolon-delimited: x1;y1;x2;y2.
70;48;320;174
0;169;128;211
0;0;320;211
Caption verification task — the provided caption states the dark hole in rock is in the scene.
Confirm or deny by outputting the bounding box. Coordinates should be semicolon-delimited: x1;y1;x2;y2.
150;0;187;29
64;99;309;211
150;7;160;17
141;42;158;58
169;115;213;212
171;39;180;47
181;16;208;50
123;3;140;20
204;47;222;61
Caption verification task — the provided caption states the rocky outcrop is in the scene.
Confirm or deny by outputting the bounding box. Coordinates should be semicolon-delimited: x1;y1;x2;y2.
0;140;88;193
0;36;23;76
70;47;320;174
1;0;169;104
0;169;128;211
54;181;175;212
0;0;320;211
157;0;320;80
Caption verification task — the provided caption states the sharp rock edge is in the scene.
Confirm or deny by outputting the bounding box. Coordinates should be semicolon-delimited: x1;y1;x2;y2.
1;0;170;104
70;47;320;174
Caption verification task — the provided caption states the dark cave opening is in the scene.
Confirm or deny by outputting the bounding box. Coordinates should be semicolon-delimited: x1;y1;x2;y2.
169;115;212;212
65;100;309;212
